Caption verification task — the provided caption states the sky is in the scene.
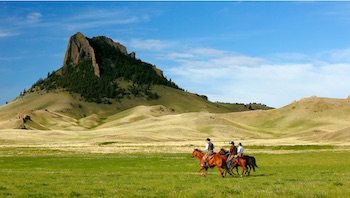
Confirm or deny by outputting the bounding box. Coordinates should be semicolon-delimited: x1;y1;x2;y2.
2;1;350;108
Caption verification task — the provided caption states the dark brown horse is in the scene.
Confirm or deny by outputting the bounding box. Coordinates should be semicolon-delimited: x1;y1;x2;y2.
217;148;229;160
218;148;248;176
230;157;248;176
191;149;232;178
244;155;259;173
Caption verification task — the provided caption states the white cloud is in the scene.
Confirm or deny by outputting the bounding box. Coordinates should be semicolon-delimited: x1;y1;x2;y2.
188;48;229;57
64;9;150;31
129;39;174;51
26;12;42;23
168;48;265;69
2;8;149;33
162;46;350;107
0;56;23;61
65;16;141;31
211;56;265;68
166;52;194;59
0;30;19;38
270;52;310;62
327;48;350;62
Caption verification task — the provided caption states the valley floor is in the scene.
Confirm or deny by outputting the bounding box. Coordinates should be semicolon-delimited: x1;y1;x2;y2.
0;149;349;197
1;129;350;154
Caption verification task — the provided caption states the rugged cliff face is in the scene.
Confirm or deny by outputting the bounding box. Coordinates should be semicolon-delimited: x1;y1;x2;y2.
62;32;136;78
62;32;100;77
92;35;128;56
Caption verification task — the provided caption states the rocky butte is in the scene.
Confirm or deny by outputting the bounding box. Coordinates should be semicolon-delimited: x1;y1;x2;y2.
28;32;173;104
62;32;141;78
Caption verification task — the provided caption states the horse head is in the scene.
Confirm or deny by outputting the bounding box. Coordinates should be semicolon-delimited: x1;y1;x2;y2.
192;149;204;159
218;148;226;155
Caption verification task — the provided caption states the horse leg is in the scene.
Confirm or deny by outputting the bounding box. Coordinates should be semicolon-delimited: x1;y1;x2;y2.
198;166;206;177
222;164;230;177
246;165;251;176
217;165;224;178
205;167;209;177
221;160;232;177
224;164;233;176
242;165;248;176
230;166;239;176
228;165;234;176
198;167;203;176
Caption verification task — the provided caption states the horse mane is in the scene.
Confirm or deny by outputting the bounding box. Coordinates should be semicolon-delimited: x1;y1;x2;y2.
220;148;229;154
194;148;204;154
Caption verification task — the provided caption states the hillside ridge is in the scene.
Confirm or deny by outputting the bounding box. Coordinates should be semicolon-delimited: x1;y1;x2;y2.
1;95;350;147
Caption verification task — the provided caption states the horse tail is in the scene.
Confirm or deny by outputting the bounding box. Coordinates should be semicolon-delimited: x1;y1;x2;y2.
251;157;258;172
252;157;258;168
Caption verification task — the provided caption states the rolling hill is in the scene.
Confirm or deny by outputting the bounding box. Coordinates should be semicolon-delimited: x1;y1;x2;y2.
1;93;350;150
0;85;252;131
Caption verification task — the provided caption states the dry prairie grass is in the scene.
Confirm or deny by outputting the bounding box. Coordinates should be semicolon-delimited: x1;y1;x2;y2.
1;93;350;153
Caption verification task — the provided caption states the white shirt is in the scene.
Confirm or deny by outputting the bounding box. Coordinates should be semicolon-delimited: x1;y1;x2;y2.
237;145;244;154
205;142;213;151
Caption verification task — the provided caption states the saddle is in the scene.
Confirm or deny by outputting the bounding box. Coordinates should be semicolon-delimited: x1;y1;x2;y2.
201;153;215;167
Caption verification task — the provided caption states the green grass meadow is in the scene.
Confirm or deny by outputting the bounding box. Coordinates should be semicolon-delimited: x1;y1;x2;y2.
0;148;349;198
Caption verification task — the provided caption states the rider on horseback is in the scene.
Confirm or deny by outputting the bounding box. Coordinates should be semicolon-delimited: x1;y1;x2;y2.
203;138;214;167
227;141;237;168
237;142;244;157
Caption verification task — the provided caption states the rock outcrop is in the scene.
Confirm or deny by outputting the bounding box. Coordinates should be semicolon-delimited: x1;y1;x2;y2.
152;65;163;77
63;32;100;77
62;32;136;78
92;36;129;56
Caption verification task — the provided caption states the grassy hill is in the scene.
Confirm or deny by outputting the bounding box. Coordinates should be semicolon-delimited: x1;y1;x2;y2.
0;85;259;130
1;92;350;149
220;96;350;143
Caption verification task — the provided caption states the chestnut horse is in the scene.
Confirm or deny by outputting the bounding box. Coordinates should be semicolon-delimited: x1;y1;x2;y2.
191;149;232;177
218;148;248;176
219;148;258;175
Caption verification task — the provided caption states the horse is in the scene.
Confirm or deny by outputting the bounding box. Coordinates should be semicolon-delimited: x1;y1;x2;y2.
217;148;230;163
191;149;232;178
217;148;229;159
217;148;234;176
244;155;258;173
218;148;249;176
229;157;248;176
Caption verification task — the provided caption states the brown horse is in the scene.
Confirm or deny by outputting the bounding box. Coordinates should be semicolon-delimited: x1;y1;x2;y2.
218;148;248;176
217;148;229;160
230;157;248;176
191;149;232;178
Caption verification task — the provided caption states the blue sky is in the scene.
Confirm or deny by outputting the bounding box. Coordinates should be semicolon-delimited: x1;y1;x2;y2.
2;2;350;108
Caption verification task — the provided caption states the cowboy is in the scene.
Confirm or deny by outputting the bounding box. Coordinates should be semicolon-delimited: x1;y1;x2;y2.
202;138;214;167
205;138;214;155
227;141;237;168
237;142;244;157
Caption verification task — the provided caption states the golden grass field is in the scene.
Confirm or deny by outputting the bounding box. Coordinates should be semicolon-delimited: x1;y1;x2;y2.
1;89;350;154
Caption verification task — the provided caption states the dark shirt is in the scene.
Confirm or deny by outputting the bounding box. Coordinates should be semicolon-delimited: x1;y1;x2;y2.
230;145;237;155
208;142;214;151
